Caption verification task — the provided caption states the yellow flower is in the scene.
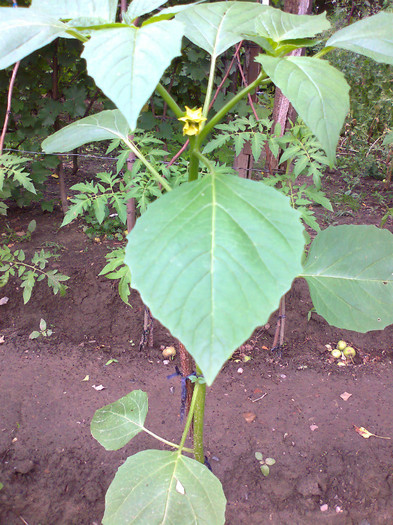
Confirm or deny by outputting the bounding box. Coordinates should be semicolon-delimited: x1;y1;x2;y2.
178;106;207;136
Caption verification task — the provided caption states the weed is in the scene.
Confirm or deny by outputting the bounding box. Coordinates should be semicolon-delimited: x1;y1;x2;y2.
29;318;53;339
255;452;276;477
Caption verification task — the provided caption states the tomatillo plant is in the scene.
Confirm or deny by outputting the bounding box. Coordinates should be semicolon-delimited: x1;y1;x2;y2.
2;1;393;523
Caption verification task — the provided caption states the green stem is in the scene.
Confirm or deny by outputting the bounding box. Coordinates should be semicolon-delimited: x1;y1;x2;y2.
202;55;217;119
196;73;269;147
142;426;193;453
193;366;206;464
65;29;89;43
188;136;200;182
155;83;184;119
314;46;335;59
123;137;172;192
194;150;215;175
178;382;201;454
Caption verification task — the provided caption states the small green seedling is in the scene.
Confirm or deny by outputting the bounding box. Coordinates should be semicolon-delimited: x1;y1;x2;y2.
255;451;276;477
105;358;118;366
29;318;53;340
307;307;316;322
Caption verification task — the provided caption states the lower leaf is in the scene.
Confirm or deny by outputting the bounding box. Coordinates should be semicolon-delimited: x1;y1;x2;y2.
103;450;226;525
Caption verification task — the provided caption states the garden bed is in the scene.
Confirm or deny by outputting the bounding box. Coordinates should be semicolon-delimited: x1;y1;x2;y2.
1;170;393;524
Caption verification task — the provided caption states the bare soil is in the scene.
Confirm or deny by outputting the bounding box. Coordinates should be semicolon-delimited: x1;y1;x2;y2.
1;170;393;525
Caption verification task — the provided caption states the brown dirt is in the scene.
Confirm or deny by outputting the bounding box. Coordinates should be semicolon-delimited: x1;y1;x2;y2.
1;172;393;525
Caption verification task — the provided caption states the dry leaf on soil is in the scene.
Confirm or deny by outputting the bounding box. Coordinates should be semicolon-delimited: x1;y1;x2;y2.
243;412;256;423
354;425;391;440
340;392;352;401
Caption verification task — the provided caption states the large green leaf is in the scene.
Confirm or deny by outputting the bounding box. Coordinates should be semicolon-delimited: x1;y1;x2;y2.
81;20;184;130
91;391;148;451
256;55;350;165
125;173;304;384
30;0;117;22
42;110;130;153
326;12;393;65
301;225;393;332
126;0;168;21
0;8;69;69
103;450;226;525
253;9;330;42
175;1;271;57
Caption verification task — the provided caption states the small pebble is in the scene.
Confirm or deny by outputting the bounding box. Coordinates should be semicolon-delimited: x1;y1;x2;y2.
237;367;243;374
163;360;170;365
320;504;328;512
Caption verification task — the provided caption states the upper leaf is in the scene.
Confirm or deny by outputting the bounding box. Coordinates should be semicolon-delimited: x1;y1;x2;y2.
253;9;330;42
42;110;131;153
126;0;168;21
256;55;350;165
81;20;184;130
0;8;70;69
301;225;393;332
175;1;271;57
125;173;304;385
326;11;393;65
91;390;148;450
31;0;117;23
103;450;226;525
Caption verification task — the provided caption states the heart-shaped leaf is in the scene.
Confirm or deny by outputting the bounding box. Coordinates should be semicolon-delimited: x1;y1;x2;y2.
30;0;117;22
0;8;70;69
42;110;130;153
81;20;184;130
175;1;271;57
253;9;330;42
256;55;350;165
103;450;226;525
91;390;148;451
125;173;304;384
126;0;168;21
327;11;393;65
302;225;393;332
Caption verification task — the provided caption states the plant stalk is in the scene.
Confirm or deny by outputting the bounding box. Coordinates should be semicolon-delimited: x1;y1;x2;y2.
314;46;335;59
142;426;193;453
188;136;200;182
155;83;184;119
202;54;217;119
196;72;269;147
178;381;201;453
192;366;206;464
123;137;172;192
194;150;215;175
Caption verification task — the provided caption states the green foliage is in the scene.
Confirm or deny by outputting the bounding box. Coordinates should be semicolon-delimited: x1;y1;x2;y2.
125;172;305;384
0;246;69;303
99;248;132;306
29;318;53;339
0;153;36;215
264;121;332;234
301;225;393;332
203;115;279;164
91;390;226;525
103;450;226;525
62;171;132;227
256;55;350;165
205;117;332;234
2;1;393;522
255;451;276;477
